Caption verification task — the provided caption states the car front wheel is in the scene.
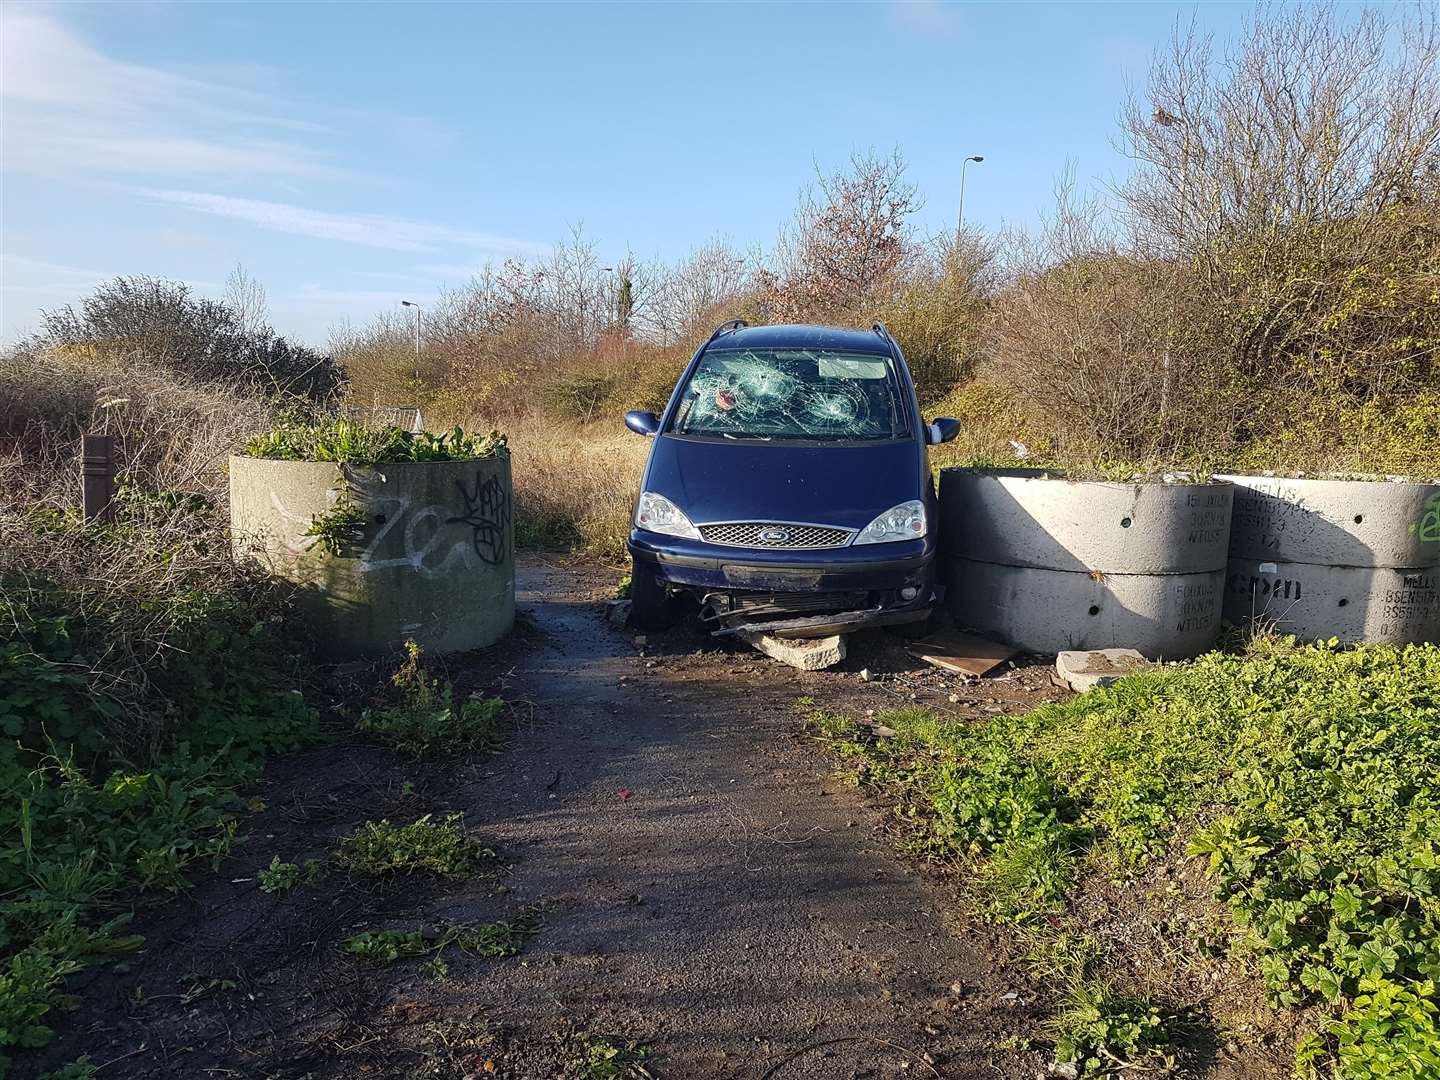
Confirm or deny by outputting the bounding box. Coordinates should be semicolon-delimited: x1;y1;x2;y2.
629;560;677;630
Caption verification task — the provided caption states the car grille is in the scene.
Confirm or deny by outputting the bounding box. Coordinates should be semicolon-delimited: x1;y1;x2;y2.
698;522;853;549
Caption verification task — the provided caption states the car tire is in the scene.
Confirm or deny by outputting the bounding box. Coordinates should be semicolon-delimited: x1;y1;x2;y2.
629;560;677;630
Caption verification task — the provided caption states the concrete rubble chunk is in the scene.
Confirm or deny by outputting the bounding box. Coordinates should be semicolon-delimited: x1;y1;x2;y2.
605;599;631;628
1055;648;1151;692
738;630;846;671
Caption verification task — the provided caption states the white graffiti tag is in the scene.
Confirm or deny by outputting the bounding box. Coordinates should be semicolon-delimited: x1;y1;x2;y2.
357;494;478;577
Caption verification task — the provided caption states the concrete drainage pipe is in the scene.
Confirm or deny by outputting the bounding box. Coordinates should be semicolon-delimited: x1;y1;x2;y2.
229;455;515;660
1218;474;1439;644
938;469;1234;658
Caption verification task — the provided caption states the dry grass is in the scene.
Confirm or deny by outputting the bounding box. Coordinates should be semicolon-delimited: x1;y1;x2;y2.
503;419;647;561
1;344;277;508
1;345;296;746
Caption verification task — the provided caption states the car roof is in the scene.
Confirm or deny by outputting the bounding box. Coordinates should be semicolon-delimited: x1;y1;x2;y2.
706;323;893;355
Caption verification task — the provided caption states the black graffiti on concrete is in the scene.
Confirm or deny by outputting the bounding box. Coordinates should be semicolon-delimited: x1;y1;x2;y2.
448;472;511;565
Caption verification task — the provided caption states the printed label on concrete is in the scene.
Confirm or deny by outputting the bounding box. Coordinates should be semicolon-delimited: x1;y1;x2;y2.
1219;475;1440;568
1223;559;1438;645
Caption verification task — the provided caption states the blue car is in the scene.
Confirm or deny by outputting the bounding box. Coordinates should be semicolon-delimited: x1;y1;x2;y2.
623;320;960;633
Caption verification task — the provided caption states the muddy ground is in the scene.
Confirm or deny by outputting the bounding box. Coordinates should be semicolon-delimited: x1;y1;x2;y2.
34;559;1280;1080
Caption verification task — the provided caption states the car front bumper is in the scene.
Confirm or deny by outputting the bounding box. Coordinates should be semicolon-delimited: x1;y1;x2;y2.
628;529;937;635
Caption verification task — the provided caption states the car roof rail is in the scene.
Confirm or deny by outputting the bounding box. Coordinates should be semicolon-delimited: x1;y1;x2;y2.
872;321;893;342
707;318;748;343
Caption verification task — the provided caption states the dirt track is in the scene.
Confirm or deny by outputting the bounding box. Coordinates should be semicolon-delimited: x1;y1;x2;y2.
38;559;1072;1080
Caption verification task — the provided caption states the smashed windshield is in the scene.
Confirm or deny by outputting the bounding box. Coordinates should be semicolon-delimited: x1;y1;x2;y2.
669;348;908;440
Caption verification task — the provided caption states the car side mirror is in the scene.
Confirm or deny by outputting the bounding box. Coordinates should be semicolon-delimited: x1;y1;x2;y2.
625;410;660;436
926;417;961;445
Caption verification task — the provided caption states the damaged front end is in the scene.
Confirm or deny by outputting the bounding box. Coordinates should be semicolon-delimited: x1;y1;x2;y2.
698;585;938;639
629;528;939;639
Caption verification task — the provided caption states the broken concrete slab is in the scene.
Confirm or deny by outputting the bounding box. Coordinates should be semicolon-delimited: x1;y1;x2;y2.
737;630;846;671
605;599;631;628
1055;648;1152;692
906;630;1017;677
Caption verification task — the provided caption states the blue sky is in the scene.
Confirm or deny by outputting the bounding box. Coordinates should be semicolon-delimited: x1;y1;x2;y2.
0;1;1257;347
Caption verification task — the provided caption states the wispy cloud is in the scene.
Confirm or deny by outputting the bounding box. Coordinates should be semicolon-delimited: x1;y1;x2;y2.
890;0;963;39
135;189;547;256
1;253;112;283
1;11;334;178
413;263;490;278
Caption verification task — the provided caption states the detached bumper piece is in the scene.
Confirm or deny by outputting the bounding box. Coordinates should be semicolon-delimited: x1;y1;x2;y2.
706;587;940;640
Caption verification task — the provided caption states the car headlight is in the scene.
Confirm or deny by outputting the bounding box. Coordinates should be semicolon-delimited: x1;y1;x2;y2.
635;492;700;539
853;500;927;545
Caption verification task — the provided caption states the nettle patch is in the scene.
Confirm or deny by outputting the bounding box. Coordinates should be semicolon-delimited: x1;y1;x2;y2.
241;420;507;466
358;641;506;756
809;640;1440;1078
334;814;497;878
341;911;539;980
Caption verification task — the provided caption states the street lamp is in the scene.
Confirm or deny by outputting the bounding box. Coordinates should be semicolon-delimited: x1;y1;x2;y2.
956;155;985;238
400;300;421;386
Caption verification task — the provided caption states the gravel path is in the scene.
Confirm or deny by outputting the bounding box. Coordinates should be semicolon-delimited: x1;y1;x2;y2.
439;562;1028;1078
36;559;1041;1080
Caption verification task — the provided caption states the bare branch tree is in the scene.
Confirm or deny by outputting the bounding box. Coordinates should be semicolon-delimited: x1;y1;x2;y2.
779;148;923;315
224;263;268;336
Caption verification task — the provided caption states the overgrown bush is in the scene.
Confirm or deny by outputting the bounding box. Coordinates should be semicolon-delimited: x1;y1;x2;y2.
22;276;344;405
506;421;644;558
241;418;506;465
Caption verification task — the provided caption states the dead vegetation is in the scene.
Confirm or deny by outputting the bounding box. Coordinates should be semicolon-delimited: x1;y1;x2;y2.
320;7;1437;540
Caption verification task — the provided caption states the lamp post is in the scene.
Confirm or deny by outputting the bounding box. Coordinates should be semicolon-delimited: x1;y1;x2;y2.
1151;107;1187;425
956;155;985;239
400;300;421;386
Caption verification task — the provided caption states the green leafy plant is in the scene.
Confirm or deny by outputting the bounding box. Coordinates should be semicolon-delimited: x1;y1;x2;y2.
1046;982;1174;1076
1297;978;1440;1079
37;1057;97;1080
257;855;324;894
341;927;430;964
334;814;496;877
808;641;1440;1076
341;913;539;974
242;420;507;465
358;641;505;755
564;1032;652;1079
302;498;368;557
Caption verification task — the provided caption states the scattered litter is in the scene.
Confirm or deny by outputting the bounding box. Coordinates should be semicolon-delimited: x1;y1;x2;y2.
1055;648;1152;692
618;789;633;800
906;630;1017;677
737;629;846;671
870;724;898;739
860;667;873;682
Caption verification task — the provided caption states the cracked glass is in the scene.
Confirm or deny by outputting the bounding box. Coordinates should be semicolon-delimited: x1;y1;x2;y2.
669;349;908;441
